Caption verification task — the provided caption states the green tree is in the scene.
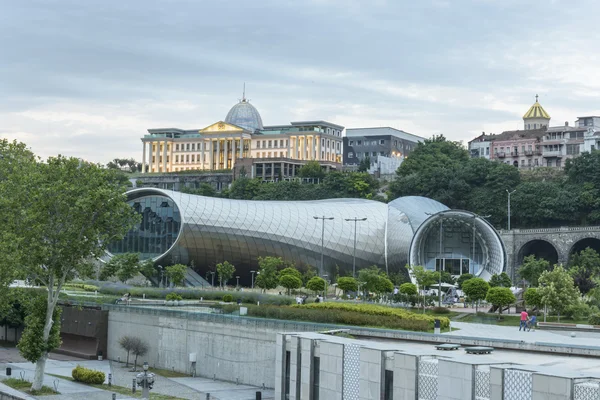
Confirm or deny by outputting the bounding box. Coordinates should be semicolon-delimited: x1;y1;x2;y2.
485;287;516;315
17;297;62;371
518;255;551;287
255;256;282;291
538;266;580;321
411;265;439;291
337;277;358;296
489;272;512;288
357;156;371;172
2;152;138;391
456;273;474;289
399;282;418;296
228;176;260;200
306;276;326;294
279;274;302;295
297;160;325;180
166;264;188;287
115;253;142;283
523;288;542;309
216;261;236;288
301;265;317;286
462;278;490;312
279;267;302;281
569;248;600;273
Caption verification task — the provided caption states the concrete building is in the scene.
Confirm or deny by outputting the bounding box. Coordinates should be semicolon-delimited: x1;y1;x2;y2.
577;116;600;153
489;128;546;168
342;127;424;169
141;94;343;176
541;123;588;168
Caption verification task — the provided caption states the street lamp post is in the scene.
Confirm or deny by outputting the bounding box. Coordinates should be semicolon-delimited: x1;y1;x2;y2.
344;217;367;277
313;216;334;277
250;270;256;289
236;275;240;288
208;271;215;289
136;362;155;399
322;274;328;299
506;189;516;230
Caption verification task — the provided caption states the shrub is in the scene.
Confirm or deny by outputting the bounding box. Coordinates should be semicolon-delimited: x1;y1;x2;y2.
223;294;234;303
90;282;294;305
165;292;182;301
432;306;450;314
399;283;417;296
589;314;600;326
72;365;105;384
293;302;449;330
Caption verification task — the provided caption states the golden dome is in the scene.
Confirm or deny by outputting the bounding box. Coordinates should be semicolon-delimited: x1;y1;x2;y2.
523;95;550;119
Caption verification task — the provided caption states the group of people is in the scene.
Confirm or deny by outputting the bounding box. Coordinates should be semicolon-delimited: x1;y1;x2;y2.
295;295;308;304
519;310;537;332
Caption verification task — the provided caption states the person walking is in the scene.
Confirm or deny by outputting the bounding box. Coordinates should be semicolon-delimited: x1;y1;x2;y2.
519;310;529;331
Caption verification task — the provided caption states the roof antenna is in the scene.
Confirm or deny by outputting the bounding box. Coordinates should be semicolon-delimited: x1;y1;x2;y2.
242;82;246;102
535;94;538;102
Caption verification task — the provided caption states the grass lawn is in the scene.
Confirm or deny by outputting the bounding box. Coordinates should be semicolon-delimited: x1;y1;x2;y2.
2;378;59;396
47;374;186;400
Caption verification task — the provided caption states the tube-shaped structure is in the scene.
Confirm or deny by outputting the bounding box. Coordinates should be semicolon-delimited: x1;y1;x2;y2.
107;188;505;284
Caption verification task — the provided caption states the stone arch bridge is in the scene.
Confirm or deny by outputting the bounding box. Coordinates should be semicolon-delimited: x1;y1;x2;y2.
499;226;600;281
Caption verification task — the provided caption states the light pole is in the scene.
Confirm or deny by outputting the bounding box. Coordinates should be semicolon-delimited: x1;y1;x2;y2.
506;189;516;230
208;271;215;289
136;362;155;399
250;270;256;289
313;216;334;277
345;217;367;277
322;274;328;299
236;275;240;288
425;212;443;307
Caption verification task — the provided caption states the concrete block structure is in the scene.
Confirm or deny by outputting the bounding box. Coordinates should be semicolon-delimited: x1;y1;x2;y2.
274;332;600;400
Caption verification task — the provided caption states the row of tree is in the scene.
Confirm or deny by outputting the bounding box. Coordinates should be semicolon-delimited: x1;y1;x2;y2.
389;135;600;229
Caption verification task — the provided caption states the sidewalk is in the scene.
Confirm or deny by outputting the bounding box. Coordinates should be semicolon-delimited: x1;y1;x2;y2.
0;348;273;400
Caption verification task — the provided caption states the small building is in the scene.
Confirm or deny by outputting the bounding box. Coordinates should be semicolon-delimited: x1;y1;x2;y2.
577;116;600;153
342;127;424;169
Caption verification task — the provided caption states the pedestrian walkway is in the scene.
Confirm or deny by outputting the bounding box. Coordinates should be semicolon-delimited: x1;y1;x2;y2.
0;348;273;400
447;321;600;346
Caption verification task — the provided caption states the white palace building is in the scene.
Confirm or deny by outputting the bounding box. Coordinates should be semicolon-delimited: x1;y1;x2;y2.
141;93;343;178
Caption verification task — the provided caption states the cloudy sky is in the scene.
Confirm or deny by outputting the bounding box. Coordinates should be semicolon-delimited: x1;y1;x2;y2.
1;0;599;164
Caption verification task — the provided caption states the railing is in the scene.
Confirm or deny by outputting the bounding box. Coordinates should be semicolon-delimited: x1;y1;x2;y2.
503;369;532;400
574;379;600;400
524;150;534;156
499;226;600;234
511;151;519;157
496;152;506;158
543;150;564;157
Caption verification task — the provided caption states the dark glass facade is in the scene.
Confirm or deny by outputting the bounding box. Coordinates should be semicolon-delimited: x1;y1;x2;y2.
107;195;181;260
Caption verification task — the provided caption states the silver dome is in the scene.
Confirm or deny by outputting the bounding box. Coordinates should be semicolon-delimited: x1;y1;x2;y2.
225;100;264;131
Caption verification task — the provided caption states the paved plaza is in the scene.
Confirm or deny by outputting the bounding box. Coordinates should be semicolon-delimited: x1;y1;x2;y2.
0;347;274;400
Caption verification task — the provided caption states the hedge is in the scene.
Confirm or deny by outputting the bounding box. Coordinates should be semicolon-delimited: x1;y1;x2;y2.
72;365;105;384
90;282;294;305
165;293;182;301
294;302;450;330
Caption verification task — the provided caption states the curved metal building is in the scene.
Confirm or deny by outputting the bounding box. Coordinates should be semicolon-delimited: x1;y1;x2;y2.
108;188;505;283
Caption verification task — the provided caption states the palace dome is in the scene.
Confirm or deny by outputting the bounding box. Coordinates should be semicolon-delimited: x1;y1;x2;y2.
225;99;263;132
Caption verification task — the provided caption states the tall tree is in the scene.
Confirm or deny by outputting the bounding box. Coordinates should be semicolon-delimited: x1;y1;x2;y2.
461;278;490;312
255;256;282;292
538;266;580;321
1;152;138;391
518;255;551;287
216;261;236;288
166;264;188;287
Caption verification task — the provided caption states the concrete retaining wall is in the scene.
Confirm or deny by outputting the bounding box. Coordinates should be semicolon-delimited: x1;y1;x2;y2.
105;304;600;389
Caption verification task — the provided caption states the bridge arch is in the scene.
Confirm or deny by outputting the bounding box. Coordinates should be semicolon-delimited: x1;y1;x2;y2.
517;239;559;266
569;237;600;262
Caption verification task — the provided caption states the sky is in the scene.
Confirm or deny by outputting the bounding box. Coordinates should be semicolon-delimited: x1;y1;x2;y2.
1;0;599;164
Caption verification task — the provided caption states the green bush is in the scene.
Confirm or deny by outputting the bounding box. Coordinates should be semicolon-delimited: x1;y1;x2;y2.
92;283;294;306
223;294;234;302
589;314;600;326
165;292;182;301
72;365;105;384
432;306;450;314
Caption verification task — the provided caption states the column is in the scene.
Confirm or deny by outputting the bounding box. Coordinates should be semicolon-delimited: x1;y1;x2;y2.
281;162;284;179
239;135;243;159
271;162;275;180
162;140;167;172
287;137;291;159
200;141;205;169
142;141;147;173
317;136;321;160
231;139;236;168
305;136;309;160
224;139;229;169
312;136;316;160
208;140;213;170
168;141;173;172
216;140;221;169
296;137;301;159
154;142;160;172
